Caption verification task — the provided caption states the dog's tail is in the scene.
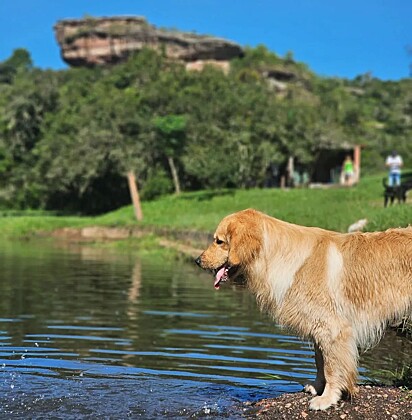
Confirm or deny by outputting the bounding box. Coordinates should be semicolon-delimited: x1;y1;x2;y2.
382;177;388;188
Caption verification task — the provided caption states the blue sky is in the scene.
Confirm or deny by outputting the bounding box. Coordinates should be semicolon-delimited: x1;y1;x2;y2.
0;0;410;80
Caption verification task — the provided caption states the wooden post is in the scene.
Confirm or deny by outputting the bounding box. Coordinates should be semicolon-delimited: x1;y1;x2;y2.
287;156;294;187
167;156;181;195
353;145;361;183
127;171;143;221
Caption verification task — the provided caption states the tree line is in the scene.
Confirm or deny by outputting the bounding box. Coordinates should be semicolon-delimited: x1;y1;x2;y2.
0;46;411;214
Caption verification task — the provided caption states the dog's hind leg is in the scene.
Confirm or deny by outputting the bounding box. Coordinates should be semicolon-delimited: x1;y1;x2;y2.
401;189;407;204
309;324;358;410
304;344;326;396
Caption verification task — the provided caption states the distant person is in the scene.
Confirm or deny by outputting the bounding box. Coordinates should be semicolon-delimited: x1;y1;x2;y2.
385;150;403;187
342;155;354;186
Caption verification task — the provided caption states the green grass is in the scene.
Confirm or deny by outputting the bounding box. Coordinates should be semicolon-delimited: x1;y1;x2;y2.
392;365;412;390
98;173;411;233
0;174;410;238
0;214;93;238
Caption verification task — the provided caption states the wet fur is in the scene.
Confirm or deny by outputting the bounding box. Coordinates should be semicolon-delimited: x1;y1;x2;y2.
196;209;412;410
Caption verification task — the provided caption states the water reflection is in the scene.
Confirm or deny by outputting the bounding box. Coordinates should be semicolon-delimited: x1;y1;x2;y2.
0;240;410;418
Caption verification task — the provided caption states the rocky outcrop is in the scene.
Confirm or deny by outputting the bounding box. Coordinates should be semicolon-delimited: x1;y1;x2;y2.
54;16;243;68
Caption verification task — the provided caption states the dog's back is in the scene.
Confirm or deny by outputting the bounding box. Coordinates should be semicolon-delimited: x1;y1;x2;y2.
338;229;412;347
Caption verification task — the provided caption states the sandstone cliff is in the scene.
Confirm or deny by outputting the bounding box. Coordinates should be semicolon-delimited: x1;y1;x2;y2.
54;16;243;69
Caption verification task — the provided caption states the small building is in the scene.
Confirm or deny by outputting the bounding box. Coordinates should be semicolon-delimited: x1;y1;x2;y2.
269;142;362;188
310;142;361;186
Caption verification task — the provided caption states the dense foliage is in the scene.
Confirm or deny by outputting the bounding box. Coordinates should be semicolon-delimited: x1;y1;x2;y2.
0;46;411;214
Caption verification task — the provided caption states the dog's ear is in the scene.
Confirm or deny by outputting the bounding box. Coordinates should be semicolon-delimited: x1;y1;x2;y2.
227;220;261;266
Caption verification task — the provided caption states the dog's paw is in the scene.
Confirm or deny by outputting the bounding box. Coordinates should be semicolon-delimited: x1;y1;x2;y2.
309;395;338;411
303;384;318;396
303;380;325;396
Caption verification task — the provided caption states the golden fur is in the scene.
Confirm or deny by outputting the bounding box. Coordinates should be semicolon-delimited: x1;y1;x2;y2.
196;209;412;410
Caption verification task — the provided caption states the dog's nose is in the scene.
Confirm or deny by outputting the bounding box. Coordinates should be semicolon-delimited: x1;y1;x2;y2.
195;256;202;266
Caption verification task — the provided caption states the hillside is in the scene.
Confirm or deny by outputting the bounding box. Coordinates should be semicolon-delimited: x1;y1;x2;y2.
0;16;411;215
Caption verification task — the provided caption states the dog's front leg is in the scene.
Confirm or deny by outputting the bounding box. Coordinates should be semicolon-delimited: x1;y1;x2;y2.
309;325;358;410
304;344;326;396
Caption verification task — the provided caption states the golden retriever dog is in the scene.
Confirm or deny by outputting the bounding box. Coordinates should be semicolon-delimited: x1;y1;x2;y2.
195;209;412;410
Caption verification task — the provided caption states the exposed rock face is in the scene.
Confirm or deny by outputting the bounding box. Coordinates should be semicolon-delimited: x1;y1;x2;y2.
54;16;243;68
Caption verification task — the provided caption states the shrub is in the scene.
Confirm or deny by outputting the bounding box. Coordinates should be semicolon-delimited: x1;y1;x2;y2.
141;168;173;201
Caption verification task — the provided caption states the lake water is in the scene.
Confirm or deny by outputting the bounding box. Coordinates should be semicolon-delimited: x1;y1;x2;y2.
0;240;410;418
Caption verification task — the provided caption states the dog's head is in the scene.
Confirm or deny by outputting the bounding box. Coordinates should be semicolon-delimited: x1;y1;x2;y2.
195;209;262;289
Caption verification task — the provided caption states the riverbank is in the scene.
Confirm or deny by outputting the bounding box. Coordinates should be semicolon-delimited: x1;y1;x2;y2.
247;385;412;419
49;225;209;260
1;175;412;241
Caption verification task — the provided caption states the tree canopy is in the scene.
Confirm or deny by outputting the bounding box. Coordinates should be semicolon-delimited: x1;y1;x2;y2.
0;47;411;214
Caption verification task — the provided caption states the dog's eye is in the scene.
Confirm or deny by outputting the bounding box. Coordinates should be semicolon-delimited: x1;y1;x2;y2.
215;238;224;245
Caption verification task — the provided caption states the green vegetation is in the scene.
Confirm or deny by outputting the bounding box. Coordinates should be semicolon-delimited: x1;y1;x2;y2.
392;365;412;390
0;214;91;238
0;174;410;238
0;46;411;215
96;174;411;233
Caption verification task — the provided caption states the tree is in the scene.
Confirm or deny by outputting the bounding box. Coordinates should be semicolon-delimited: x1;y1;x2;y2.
0;49;33;84
153;115;187;194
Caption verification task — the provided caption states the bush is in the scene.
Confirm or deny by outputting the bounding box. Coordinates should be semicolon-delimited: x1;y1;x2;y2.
141;168;173;201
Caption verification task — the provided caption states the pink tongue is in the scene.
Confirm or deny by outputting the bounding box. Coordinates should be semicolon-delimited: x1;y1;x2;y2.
214;267;226;289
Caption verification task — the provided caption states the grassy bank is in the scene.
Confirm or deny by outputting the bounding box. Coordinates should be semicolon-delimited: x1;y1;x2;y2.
98;173;411;232
0;174;411;238
0;212;93;238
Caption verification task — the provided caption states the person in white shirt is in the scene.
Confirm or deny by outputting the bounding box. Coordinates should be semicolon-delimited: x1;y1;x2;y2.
385;150;403;187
